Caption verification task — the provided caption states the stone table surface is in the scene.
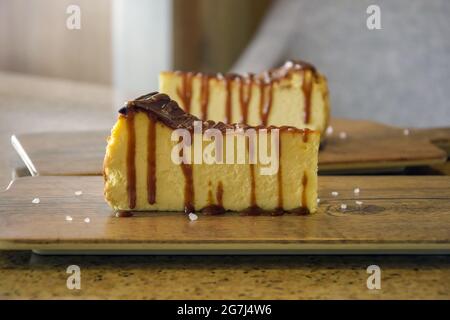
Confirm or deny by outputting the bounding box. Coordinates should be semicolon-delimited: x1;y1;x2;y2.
1;251;449;299
0;71;449;299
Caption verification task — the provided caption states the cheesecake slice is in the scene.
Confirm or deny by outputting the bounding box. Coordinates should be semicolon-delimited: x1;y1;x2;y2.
104;92;320;214
159;60;330;135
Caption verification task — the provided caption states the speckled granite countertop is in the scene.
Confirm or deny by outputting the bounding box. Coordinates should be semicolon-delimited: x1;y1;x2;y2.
0;73;449;299
0;251;449;299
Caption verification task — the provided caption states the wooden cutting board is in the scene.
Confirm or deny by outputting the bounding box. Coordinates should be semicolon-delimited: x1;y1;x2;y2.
12;118;448;176
1;176;449;254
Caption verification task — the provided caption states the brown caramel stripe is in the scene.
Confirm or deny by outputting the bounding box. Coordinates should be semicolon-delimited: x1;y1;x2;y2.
249;164;256;207
200;74;210;120
224;78;232;123
125;111;136;209
239;74;253;124
302;172;308;208
216;182;224;207
277;135;283;209
147;115;156;204
302;70;313;124
177;72;194;114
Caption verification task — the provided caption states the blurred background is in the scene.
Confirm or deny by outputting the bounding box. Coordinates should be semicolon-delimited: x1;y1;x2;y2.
0;0;271;92
0;0;449;126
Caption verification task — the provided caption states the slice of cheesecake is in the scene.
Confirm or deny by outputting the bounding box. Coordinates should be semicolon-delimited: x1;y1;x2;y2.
104;92;320;214
159;60;330;135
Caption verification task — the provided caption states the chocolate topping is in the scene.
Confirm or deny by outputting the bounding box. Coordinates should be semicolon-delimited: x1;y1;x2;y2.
168;59;317;84
168;59;318;127
119;91;315;135
120;92;221;131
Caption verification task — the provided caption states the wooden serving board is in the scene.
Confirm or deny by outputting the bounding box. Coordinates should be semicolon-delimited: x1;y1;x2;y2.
0;176;449;254
12;119;448;176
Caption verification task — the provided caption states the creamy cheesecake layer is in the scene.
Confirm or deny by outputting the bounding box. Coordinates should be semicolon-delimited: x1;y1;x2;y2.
104;92;319;214
159;60;330;134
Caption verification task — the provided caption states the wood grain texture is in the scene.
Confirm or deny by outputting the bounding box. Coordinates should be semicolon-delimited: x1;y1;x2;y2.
0;176;449;252
13;119;448;176
319;119;448;171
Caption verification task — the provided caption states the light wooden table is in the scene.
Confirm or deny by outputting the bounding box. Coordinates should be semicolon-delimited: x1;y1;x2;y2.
0;71;449;299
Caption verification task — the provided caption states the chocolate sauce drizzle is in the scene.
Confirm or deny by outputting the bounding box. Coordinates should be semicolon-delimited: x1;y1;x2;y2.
239;74;253;124
277;137;283;209
116;211;134;217
177;72;194;113
249;164;256;207
126;112;136;209
174;60;317;126
216;182;224;206
118;91;313;215
302;70;313;125
200;74;210;120
147;115;156;204
202;181;226;215
224;77;232;123
259;79;273;126
302;173;308;209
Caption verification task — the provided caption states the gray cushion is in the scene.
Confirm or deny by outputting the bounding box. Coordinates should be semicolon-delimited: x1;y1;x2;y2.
233;0;450;127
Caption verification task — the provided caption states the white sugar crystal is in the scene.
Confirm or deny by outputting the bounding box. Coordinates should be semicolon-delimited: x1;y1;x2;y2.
354;187;360;194
340;203;347;210
84;217;90;223
326;126;333;136
74;190;83;196
65;215;73;221
331;191;339;197
355;200;363;206
188;213;198;221
339;131;347;139
403;129;410;136
285;61;294;68
32;198;40;204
